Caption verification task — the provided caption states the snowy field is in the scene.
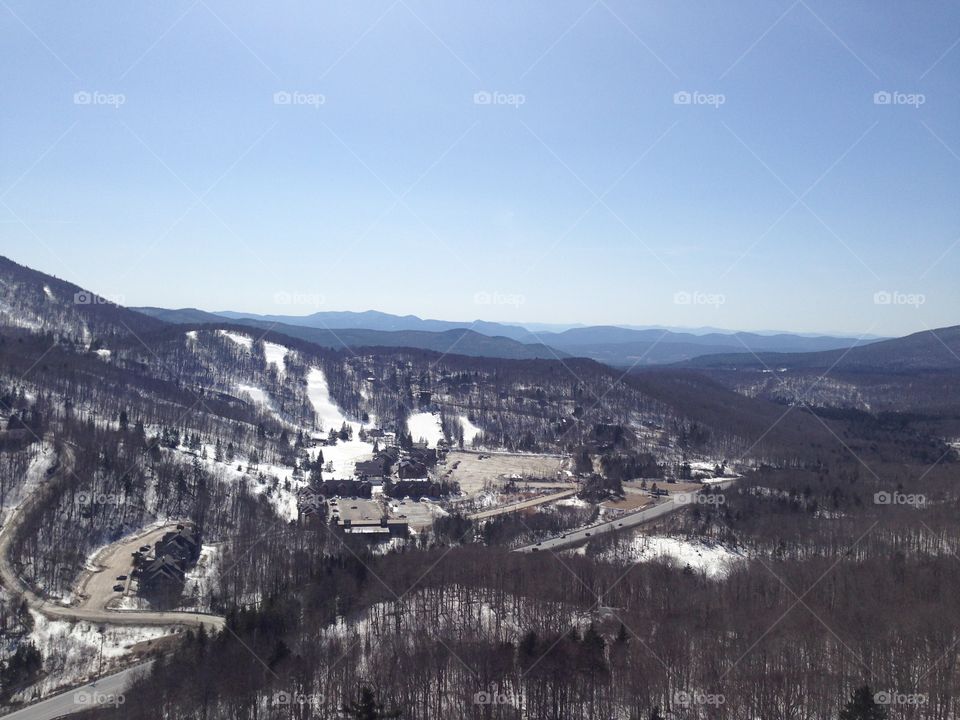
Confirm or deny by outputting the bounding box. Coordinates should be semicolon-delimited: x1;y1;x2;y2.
218;329;252;350
305;367;377;479
460;415;482;445
407;412;444;448
605;535;745;578
262;341;288;373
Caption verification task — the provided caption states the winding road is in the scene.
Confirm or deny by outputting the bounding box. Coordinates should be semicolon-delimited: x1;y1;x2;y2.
0;443;224;717
0;445;224;631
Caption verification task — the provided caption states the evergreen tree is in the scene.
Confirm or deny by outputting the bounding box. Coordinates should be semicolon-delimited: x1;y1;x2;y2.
839;686;887;720
342;686;401;719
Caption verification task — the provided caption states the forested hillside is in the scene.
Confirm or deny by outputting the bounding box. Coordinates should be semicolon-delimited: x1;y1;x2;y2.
0;258;958;718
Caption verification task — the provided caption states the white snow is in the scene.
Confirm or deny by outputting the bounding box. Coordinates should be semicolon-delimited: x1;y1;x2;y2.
43;285;54;300
312;439;375;479
237;383;271;407
18;611;173;701
460;415;482;445
185;330;198;341
407;412;444;448
556;496;590;509
306;368;352;432
627;536;744;578
0;445;56;525
218;329;252;350
263;341;288;374
95;348;111;360
305;367;376;478
181;545;220;612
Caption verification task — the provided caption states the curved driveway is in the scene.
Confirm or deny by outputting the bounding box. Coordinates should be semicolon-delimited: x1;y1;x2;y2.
0;445;224;632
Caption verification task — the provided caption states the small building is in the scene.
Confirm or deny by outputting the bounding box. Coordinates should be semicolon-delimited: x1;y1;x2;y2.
398;459;428;479
134;524;202;602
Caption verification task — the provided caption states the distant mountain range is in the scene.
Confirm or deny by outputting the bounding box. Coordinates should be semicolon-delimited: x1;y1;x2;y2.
134;307;880;366
0;254;955;374
680;325;960;372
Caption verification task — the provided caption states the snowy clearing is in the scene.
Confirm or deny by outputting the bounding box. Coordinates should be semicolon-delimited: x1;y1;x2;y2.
181;545;220;612
263;341;288;374
460;415;482;445
407;412;443;448
306;368;353;432
626;536;744;578
236;383;271;408
304;367;376;478
218;330;252;350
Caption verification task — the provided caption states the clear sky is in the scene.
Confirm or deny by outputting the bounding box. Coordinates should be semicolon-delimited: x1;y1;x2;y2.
2;1;958;336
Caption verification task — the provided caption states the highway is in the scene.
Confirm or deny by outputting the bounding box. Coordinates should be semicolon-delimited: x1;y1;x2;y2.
515;480;736;553
2;662;152;720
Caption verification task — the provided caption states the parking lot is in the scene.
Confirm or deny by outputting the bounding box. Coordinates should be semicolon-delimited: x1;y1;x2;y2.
74;523;178;612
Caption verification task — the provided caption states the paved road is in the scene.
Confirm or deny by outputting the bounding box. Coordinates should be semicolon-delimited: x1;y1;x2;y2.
467;489;577;521
515;494;692;552
2;662;152;720
516;480;737;552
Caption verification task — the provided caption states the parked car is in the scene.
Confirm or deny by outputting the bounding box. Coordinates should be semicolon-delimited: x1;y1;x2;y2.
112;584;124;592
116;575;128;581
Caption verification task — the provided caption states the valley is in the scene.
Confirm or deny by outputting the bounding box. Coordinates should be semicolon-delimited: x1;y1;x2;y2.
0;256;957;719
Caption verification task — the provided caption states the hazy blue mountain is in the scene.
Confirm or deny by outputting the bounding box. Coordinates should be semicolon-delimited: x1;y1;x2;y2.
132;307;879;366
681;325;960;372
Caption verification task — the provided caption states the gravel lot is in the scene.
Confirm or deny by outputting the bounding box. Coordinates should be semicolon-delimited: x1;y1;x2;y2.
441;450;567;495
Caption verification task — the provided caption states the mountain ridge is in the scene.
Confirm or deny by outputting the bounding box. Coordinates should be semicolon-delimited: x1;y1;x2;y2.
133;306;878;365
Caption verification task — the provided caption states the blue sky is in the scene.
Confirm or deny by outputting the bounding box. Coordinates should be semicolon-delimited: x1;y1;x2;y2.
1;0;958;336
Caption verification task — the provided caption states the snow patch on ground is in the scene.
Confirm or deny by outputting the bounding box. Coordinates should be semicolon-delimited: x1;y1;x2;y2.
556;496;590;509
263;341;288;374
305;368;377;478
181;545;220;612
0;445;55;525
460;416;482;445
237;384;271;408
311;439;374;480
185;330;198;341
628;536;744;578
43;285;54;300
218;330;252;350
18;611;173;702
407;412;443;448
174;444;303;522
95;349;111;360
306;368;353;432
